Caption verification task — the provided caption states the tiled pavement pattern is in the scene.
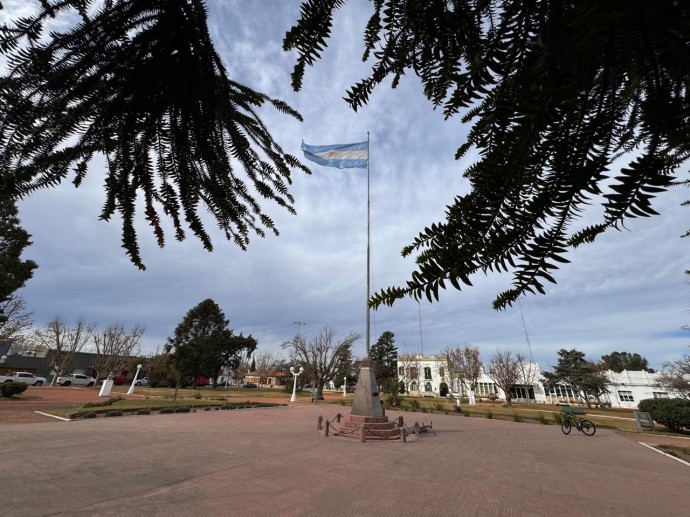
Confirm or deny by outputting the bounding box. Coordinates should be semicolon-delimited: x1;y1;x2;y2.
1;404;688;517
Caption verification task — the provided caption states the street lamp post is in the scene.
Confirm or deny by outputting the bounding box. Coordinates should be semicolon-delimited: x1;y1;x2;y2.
343;376;347;398
127;364;143;395
289;366;304;402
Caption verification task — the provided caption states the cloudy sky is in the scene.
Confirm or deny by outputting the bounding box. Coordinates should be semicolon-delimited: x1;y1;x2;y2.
4;1;690;370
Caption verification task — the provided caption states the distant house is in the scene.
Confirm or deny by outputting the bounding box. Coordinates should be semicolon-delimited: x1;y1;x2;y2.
243;369;289;388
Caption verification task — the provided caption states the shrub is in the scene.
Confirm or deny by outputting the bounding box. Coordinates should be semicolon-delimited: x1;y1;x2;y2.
486;409;493;419
159;407;174;414
639;398;690;431
194;392;202;400
453;405;463;413
409;399;421;411
174;406;191;413
105;410;123;417
221;403;231;410
434;402;445;411
136;409;150;415
80;411;97;418
537;412;548;425
462;409;470;417
204;407;211;411
0;381;28;397
82;395;122;408
512;411;522;422
553;412;563;425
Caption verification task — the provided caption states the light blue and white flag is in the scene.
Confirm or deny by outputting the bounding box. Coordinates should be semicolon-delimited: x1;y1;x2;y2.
301;141;368;169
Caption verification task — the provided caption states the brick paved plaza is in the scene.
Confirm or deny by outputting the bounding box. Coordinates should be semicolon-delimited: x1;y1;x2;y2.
1;404;688;516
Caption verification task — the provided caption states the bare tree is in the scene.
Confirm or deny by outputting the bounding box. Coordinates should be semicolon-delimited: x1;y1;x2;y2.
254;350;280;388
516;353;541;404
230;352;252;388
398;353;423;394
34;317;96;385
658;352;690;399
0;294;33;348
488;350;521;406
444;345;482;405
282;326;359;400
90;323;145;383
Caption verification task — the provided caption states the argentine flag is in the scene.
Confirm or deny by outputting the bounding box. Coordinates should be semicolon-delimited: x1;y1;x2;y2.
301;141;368;169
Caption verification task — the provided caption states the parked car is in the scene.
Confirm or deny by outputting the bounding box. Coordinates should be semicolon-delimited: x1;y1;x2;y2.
243;382;258;388
0;371;47;385
98;375;126;386
56;373;97;387
134;377;150;386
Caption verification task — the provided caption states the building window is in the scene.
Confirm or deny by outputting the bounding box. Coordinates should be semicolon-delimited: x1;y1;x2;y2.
425;382;432;392
652;392;669;399
424;367;432;380
410;382;418;391
399;366;405;376
618;390;634;402
438;367;445;378
409;367;418;379
475;382;497;396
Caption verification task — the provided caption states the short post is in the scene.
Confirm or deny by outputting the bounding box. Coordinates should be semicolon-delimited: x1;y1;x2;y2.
400;425;406;442
289;366;304;402
398;415;403;427
336;413;342;423
414;421;420;437
360;424;366;442
317;415;323;430
324;420;330;437
126;364;142;395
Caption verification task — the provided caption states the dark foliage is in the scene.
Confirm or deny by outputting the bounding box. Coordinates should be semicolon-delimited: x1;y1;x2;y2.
0;192;37;317
286;0;690;309
166;298;257;384
601;351;653;373
370;330;398;396
0;380;28;397
0;0;309;268
639;398;690;431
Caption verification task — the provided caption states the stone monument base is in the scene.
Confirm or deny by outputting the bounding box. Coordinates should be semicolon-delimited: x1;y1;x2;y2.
335;414;400;440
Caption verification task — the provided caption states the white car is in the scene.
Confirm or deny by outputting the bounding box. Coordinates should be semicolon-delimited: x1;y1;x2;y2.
56;373;97;386
134;377;150;386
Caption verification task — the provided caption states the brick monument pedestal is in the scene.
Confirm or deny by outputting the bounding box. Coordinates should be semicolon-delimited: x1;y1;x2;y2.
335;358;400;440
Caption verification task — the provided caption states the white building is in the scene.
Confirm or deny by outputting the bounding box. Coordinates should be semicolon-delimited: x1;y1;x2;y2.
397;355;547;403
397;355;681;408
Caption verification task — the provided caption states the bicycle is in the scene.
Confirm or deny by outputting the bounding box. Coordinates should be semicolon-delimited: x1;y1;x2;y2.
561;411;596;436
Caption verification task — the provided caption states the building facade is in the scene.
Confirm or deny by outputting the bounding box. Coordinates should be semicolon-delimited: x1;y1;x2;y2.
398;354;681;408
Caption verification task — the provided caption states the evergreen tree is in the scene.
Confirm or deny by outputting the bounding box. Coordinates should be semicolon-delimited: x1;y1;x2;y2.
601;351;653;373
542;349;609;407
370;331;398;395
0;1;308;269
0;192;37;321
286;1;690;309
166;299;256;395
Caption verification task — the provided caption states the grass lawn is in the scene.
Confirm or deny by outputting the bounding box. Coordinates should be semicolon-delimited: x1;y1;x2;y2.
37;388;690;441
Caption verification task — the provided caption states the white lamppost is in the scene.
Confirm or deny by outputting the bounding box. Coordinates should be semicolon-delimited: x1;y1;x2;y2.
343;376;347;398
127;364;143;395
289;366;304;402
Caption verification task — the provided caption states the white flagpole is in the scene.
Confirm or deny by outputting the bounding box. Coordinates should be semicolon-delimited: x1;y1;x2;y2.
366;132;371;357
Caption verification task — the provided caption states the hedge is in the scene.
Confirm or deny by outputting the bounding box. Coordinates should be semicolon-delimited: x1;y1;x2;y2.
0;381;28;397
638;398;690;432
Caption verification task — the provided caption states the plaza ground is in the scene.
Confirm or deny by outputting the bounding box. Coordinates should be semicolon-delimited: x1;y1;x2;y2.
1;389;689;516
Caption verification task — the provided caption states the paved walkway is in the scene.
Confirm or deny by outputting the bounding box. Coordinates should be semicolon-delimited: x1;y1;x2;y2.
1;405;688;517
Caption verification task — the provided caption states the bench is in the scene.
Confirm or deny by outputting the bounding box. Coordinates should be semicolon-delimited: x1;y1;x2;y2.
561;407;585;415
